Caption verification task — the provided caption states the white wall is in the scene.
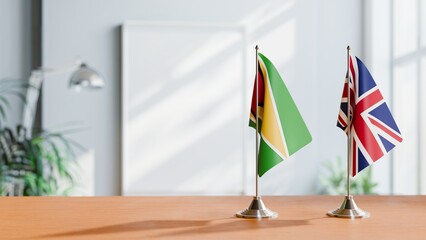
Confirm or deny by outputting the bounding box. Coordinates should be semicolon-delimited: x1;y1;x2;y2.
365;0;426;195
42;0;363;195
0;0;32;127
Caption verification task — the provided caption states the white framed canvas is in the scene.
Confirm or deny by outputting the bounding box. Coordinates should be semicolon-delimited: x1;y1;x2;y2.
121;21;248;195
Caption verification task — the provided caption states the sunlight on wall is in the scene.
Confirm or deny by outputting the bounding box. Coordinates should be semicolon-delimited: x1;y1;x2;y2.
123;25;245;195
257;20;295;69
393;62;418;194
365;0;425;195
240;0;294;31
120;0;363;196
172;31;243;80
393;0;417;58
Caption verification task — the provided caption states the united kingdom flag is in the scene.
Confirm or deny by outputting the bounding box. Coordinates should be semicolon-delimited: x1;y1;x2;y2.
337;55;403;177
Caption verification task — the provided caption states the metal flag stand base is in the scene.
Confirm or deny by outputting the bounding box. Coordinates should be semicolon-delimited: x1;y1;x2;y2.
327;195;370;219
236;196;278;219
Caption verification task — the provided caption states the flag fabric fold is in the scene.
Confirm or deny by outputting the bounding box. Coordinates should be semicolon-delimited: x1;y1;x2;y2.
250;53;312;177
337;55;403;176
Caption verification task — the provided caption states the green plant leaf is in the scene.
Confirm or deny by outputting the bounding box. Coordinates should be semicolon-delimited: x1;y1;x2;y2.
1;124;80;196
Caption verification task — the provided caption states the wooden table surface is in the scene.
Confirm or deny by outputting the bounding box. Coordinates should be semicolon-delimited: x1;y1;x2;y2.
1;196;425;239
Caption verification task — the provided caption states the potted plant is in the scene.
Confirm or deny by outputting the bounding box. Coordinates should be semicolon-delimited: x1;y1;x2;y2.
318;156;378;195
0;79;79;196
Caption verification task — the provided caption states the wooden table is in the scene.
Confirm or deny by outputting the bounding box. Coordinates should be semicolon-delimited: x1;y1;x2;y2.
1;196;425;239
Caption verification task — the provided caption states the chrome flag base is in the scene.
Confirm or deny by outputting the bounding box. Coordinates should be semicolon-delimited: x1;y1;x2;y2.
236;196;278;219
327;195;370;219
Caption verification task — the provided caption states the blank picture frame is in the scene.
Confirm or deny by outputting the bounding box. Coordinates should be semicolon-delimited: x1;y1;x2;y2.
121;21;248;195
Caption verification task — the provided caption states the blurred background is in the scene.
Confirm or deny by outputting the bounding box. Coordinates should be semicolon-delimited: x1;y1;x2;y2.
0;0;424;196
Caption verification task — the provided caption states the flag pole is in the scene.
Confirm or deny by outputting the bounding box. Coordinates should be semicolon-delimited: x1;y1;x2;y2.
346;45;351;198
236;45;277;219
255;45;259;198
326;46;369;219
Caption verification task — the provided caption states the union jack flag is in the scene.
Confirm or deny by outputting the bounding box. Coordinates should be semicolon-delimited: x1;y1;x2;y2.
337;55;403;176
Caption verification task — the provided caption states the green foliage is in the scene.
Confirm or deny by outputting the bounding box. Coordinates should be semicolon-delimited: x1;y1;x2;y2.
0;125;80;196
319;156;378;195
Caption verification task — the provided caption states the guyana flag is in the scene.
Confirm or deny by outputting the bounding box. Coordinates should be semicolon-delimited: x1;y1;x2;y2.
250;53;312;177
